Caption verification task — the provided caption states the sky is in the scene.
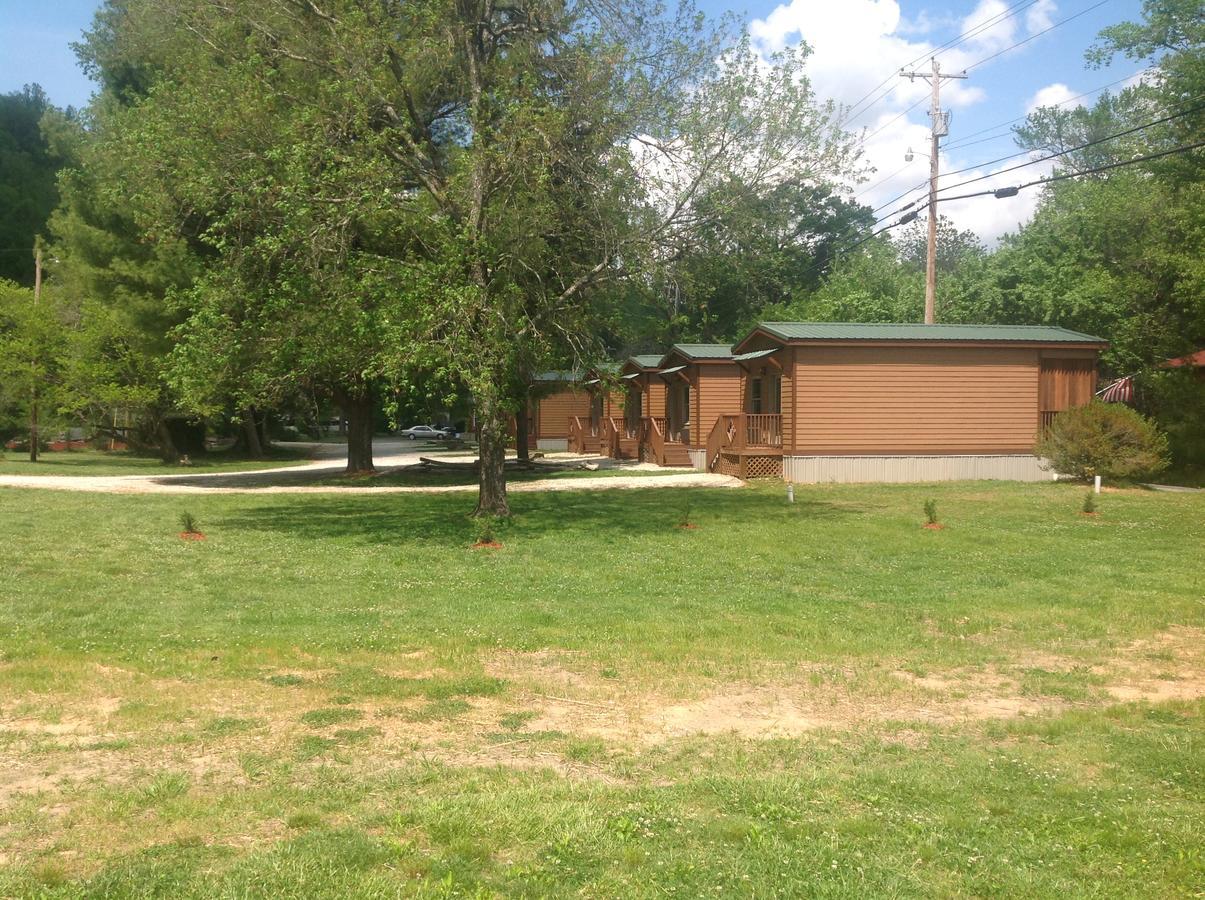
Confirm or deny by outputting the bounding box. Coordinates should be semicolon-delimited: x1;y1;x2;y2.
0;0;1148;244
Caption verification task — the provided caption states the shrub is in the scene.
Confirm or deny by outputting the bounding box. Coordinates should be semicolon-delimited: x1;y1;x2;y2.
1037;401;1169;481
179;511;200;534
1082;492;1097;514
923;499;938;525
678;497;693;528
473;515;498;545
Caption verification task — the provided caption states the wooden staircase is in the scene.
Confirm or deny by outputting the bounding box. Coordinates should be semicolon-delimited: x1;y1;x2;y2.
642;417;692;467
568;416;601;454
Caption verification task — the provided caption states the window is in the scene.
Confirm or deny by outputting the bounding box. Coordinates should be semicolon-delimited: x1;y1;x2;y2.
751;377;763;413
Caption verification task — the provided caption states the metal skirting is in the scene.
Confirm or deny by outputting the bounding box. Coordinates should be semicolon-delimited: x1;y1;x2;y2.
688;449;706;471
783;454;1052;484
536;438;569;451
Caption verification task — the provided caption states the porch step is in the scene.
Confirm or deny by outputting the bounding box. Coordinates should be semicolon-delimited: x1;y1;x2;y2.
663;444;692;467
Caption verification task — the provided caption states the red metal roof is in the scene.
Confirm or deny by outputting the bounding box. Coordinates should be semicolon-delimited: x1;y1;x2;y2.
1161;350;1205;368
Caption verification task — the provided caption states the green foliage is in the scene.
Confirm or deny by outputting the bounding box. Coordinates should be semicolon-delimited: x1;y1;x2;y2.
1142;367;1205;470
1037;401;1170;481
678;497;693;528
77;0;863;511
178;511;200;535
0;278;70;441
1082;492;1098;514
0;85;66;286
923;498;938;525
473;515;499;546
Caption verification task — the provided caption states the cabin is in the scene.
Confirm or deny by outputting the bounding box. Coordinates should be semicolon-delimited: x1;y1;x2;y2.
708;322;1106;482
566;365;624;454
638;344;741;468
525;371;591;452
595;355;665;460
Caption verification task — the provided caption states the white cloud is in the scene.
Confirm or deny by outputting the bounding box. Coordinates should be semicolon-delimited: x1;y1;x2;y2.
748;0;1067;245
1026;82;1077;112
960;0;1018;54
1025;0;1058;33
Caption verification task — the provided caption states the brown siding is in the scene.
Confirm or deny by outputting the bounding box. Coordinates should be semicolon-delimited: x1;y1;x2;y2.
536;388;590;439
645;377;666;417
1040;359;1096;411
692;363;742;448
790;346;1042;454
603;390;624;418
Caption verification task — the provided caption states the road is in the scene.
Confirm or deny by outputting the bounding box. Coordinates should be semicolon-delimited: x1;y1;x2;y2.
0;440;740;494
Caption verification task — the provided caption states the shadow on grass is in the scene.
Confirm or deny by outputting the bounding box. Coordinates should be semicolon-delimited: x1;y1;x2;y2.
216;485;857;547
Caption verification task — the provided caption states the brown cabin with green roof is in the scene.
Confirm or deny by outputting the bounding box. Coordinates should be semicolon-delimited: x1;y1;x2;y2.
637;343;741;467
593;355;667;460
705;322;1105;482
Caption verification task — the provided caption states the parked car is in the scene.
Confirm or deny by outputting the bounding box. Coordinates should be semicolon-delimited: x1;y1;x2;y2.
399;425;450;441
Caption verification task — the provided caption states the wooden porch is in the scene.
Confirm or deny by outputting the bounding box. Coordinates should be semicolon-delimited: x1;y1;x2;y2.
705;413;783;479
568;415;601;454
599;417;643;460
641;416;692;467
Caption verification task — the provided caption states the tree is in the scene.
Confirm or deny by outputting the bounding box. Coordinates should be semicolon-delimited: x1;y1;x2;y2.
0;279;69;459
631;181;872;343
83;0;860;513
43;100;205;462
0;86;69;286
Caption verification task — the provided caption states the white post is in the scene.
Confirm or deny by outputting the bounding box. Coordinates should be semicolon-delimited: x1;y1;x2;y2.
787;483;794;503
1094;475;1101;494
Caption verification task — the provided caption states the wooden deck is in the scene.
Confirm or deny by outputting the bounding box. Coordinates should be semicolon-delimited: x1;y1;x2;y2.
705;413;783;479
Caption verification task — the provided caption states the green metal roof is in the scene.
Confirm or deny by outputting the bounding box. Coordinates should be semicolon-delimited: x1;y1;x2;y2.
754;322;1106;344
733;348;779;363
533;370;580;382
627;354;664;368
666;343;734;361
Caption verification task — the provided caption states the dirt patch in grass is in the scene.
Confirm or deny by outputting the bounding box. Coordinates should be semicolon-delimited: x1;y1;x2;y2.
2;628;1201;817
488;627;1205;743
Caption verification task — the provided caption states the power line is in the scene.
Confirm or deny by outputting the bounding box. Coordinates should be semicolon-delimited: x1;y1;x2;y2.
932;98;1205;197
855;160;920;200
842;0;1044;129
933;137;1205;204
856;0;1114;142
943;68;1148;151
963;0;1113;72
868;94;1202;225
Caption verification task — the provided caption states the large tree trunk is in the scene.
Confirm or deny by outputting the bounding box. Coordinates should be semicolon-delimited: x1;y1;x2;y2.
515;392;531;463
241;408;264;459
474;391;510;517
343;391;376;473
155;418;179;464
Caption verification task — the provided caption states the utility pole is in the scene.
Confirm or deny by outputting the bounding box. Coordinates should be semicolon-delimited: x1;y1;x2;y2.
901;57;966;324
30;242;42;463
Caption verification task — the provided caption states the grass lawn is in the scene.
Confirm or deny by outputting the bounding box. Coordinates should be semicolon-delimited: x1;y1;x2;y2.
0;480;1201;896
0;447;312;477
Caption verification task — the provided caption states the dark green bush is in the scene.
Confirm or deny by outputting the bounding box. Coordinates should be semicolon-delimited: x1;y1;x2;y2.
1037;401;1169;481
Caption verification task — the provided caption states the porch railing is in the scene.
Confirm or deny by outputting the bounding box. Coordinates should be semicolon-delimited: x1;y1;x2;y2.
568;415;586;454
704;413;782;472
744;413;782;448
645;416;666;465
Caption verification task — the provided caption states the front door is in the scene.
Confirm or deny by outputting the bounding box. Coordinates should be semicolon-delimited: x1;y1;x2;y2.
626;386;642;434
589;393;603;436
669;381;690;442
